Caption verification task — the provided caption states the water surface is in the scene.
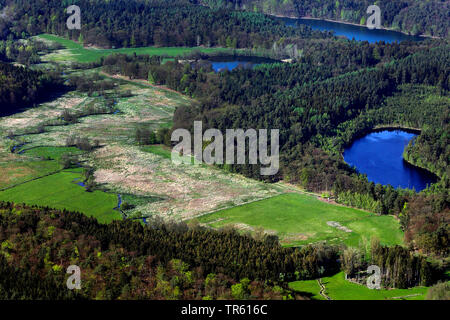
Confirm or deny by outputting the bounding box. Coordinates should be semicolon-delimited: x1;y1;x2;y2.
283;17;423;43
206;56;277;72
343;130;437;191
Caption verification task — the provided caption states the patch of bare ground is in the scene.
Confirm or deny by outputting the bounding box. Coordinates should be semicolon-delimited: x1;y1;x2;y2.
327;221;352;233
280;233;310;244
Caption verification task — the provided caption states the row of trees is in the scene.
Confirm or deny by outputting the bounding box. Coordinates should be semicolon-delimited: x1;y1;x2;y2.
0;38;46;65
341;238;438;288
0;202;331;299
0;62;64;114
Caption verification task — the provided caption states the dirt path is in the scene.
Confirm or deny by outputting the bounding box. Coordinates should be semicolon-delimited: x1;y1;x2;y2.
318;279;332;300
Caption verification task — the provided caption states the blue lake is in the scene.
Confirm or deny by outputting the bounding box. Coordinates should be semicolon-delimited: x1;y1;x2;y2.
283;17;423;43
206;56;277;72
343;130;437;191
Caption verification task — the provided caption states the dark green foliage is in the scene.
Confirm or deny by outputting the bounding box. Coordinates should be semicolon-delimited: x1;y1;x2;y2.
197;0;450;38
0;0;328;48
0;202;443;299
0;62;63;114
0;202;338;299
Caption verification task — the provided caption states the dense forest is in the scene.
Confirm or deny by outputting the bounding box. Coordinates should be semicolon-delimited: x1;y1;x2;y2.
0;0;330;50
195;0;450;38
0;62;63;114
0;39;45;65
0;202;444;299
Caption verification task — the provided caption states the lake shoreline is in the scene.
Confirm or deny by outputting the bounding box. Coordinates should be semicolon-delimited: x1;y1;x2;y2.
372;125;421;135
402;149;441;182
273;14;439;40
342;129;438;191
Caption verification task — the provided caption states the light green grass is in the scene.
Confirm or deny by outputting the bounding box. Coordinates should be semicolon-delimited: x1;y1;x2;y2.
23;146;82;161
0;168;121;223
197;193;404;247
37;34;234;63
141;145;172;159
290;272;429;300
288;279;326;300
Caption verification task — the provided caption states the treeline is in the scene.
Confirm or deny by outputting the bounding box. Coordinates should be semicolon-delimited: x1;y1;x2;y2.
0;0;330;49
0;39;47;65
195;0;450;38
404;127;449;180
100;39;442;112
341;238;439;288
0;202;443;300
0;202;335;299
0;62;63;114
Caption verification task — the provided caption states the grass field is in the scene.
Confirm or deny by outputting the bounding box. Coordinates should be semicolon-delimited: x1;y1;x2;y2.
289;272;429;300
196;193;404;247
0;167;121;223
288;279;326;300
23;146;82;161
37;34;234;63
0;146;82;190
141;145;172;159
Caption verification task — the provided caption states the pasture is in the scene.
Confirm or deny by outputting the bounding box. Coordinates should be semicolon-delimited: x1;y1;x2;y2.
0;168;121;223
196;193;404;247
289;272;429;300
36;34;233;63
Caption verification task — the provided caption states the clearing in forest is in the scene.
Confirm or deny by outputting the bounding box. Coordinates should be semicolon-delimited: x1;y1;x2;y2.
196;193;404;247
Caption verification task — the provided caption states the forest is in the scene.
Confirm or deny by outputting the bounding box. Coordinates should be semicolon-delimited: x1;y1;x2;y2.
98;41;449;256
0;62;63;114
195;0;450;38
0;202;444;299
0;0;330;49
0;0;447;300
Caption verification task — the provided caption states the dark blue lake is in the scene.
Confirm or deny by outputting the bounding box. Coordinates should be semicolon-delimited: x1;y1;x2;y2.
343;130;437;191
282;17;423;43
207;56;277;72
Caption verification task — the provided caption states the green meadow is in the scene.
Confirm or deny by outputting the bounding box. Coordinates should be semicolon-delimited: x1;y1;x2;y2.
0;166;121;224
23;146;82;161
0;147;82;190
141;145;172;159
37;34;234;63
289;272;429;300
288;279;326;300
197;193;404;247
